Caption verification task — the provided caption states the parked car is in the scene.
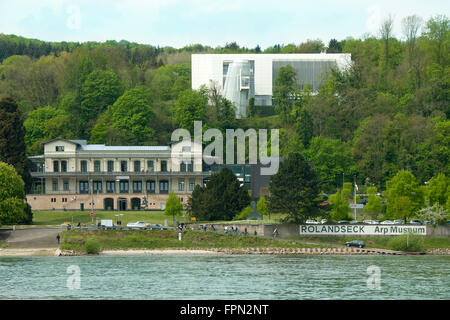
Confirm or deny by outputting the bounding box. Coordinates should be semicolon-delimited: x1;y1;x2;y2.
100;219;115;230
320;219;328;224
338;220;349;224
423;221;432;225
126;221;150;229
306;219;320;224
380;220;394;225
349;220;361;224
409;219;423;225
393;219;405;224
345;240;365;248
148;223;163;230
363;220;376;224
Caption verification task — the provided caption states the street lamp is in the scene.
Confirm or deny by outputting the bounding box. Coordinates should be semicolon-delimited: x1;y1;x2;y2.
115;213;124;228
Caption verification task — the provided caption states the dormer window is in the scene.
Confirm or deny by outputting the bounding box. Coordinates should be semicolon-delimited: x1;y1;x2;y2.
56;146;64;152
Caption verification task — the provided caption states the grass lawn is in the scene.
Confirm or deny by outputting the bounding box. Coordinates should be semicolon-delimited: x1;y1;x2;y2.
61;228;323;252
32;210;288;226
32;210;174;226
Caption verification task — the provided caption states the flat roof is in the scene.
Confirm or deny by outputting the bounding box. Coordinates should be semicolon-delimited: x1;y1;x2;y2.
79;145;170;151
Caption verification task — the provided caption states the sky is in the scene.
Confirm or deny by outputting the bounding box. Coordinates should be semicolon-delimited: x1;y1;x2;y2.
0;0;448;49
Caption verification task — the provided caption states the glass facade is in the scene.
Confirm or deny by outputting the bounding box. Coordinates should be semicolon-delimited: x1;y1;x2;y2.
146;180;155;193
106;181;115;193
147;160;154;172
133;181;142;193
61;161;67;172
107;160;114;172
94;160;101;172
272;60;337;92
93;181;102;193
121;161;127;172
161;161;167;172
134;161;141;172
79;181;89;194
119;180;129;193
159;180;168;193
80;160;87;173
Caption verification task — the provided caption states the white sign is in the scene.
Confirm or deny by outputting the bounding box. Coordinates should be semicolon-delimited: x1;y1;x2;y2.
350;204;364;209
299;225;427;236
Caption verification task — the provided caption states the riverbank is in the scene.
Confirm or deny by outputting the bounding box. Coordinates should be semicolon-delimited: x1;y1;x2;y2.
0;248;59;256
2;247;448;257
1;228;449;256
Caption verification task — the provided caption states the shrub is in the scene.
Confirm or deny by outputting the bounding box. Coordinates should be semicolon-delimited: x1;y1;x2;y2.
388;233;425;252
84;238;101;254
234;206;252;220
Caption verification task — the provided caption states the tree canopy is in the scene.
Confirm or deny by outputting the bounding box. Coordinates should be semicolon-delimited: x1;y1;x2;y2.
267;153;323;223
187;167;250;221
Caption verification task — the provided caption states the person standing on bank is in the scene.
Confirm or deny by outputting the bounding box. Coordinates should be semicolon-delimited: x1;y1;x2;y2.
56;233;60;245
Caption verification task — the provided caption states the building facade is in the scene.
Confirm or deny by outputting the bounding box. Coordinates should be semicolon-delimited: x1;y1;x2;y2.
27;138;209;211
191;53;352;118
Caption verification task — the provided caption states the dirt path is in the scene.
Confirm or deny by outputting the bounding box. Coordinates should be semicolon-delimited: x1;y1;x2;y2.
0;228;63;248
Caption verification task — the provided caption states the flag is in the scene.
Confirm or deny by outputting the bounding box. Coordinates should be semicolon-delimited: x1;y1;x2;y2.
355;184;358;192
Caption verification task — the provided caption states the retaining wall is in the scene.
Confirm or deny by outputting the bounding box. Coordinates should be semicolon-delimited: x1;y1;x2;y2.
189;223;450;238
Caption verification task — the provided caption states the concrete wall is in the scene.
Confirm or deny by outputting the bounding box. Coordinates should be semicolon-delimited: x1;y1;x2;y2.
187;223;450;238
189;223;266;236
426;225;450;237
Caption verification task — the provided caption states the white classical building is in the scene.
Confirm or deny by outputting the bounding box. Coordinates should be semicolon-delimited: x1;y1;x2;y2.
27;138;208;211
191;53;352;118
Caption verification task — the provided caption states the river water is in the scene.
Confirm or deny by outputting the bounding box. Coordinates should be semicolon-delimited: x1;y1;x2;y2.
0;254;448;300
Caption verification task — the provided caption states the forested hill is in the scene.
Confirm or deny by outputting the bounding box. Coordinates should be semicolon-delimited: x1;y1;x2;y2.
0;14;448;192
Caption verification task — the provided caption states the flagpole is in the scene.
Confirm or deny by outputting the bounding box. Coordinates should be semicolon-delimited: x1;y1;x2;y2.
354;175;357;220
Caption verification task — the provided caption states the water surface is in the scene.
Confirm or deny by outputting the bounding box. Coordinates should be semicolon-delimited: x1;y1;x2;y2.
0;255;448;299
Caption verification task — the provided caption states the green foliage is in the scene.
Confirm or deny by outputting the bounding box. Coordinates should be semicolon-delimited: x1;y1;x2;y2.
84;237;101;254
417;202;449;225
295;107;313;148
426;173;449;206
174;89;208;133
388;233;425;252
257;197;268;216
268;153;323;223
305;136;355;191
187;168;250;221
164;192;183;223
247;97;256;117
0;22;449;199
0;161;29;225
364;186;384;218
110;86;155;144
0;97;31;189
145;63;190;101
328;189;351;221
24;106;73;154
384;170;424;219
234;205;252;220
80;69;123;131
273;64;299;123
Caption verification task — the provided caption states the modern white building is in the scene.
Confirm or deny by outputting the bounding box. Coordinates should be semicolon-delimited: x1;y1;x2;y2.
191;53;352;118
